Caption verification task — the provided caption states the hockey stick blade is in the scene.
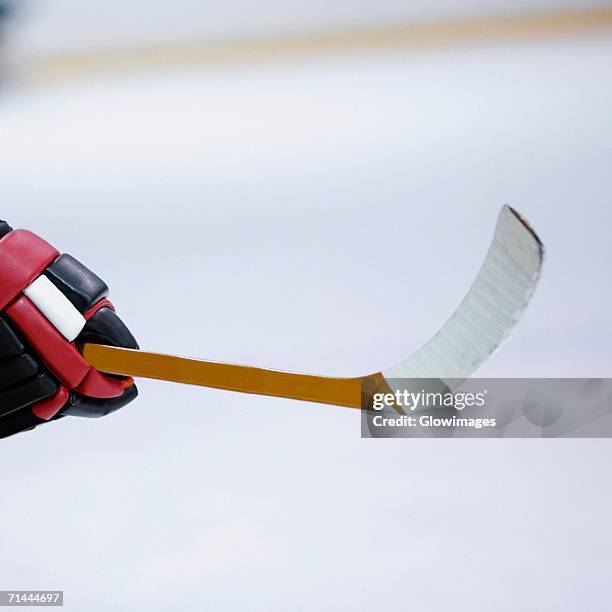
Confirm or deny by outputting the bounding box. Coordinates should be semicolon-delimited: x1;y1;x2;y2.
82;206;543;409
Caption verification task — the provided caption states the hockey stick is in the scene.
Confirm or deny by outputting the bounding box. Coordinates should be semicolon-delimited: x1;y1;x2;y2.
82;206;543;409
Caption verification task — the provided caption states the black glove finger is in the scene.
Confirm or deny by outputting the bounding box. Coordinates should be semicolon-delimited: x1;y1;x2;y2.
0;315;24;358
0;375;58;419
0;220;11;239
43;252;138;350
78;307;139;350
65;384;139;418
0;409;63;441
44;253;109;313
0;315;58;419
0;354;40;389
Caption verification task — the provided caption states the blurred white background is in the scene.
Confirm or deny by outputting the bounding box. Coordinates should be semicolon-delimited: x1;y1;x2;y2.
0;2;611;611
3;0;611;56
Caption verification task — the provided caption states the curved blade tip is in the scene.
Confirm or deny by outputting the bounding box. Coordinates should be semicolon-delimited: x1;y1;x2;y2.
505;205;544;255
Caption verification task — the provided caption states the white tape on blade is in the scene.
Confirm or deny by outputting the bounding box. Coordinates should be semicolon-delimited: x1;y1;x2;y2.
23;275;87;342
382;206;543;390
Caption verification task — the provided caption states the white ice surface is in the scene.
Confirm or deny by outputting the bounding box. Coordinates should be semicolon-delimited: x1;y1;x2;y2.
0;34;611;612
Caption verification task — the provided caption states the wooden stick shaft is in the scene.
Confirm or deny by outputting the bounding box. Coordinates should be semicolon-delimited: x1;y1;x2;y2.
83;343;367;408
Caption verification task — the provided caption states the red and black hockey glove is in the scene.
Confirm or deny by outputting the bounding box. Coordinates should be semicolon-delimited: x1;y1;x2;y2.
0;220;139;439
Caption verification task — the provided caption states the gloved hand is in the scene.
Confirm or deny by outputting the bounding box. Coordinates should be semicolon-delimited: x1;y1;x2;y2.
0;220;139;439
